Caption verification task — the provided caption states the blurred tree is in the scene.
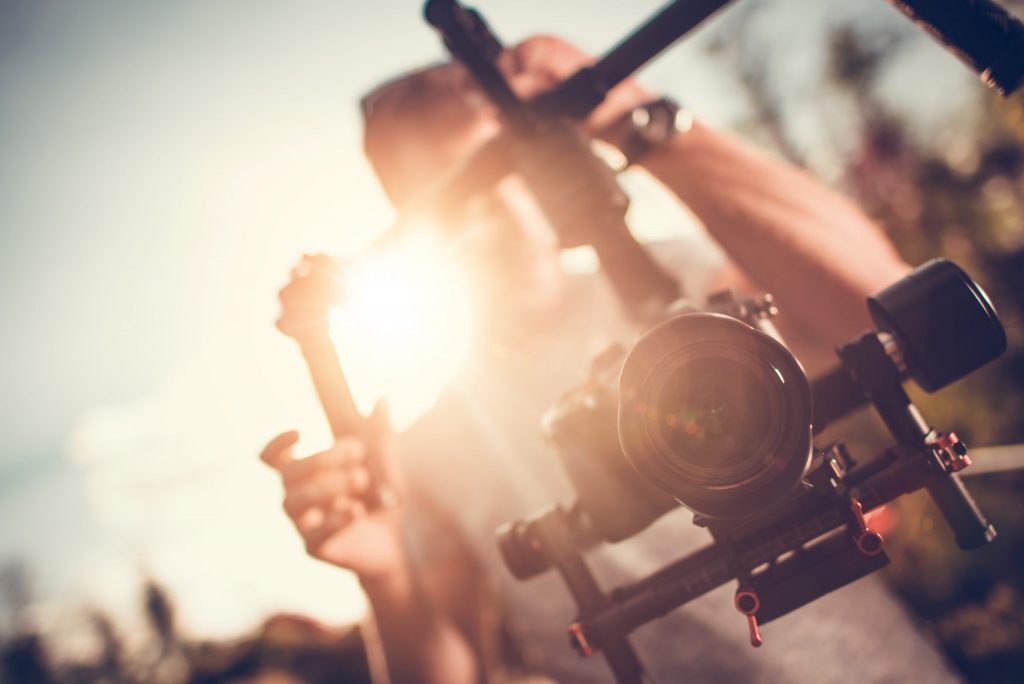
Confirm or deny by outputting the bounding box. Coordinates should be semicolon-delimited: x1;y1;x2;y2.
709;11;1024;681
0;575;373;684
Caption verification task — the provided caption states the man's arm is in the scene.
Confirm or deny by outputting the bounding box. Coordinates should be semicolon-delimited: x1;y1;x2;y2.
260;431;478;684
504;36;910;355
639;120;909;348
361;556;479;684
270;262;481;683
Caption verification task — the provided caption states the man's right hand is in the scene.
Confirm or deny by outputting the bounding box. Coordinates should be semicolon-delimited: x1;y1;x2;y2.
275;253;344;343
260;423;407;581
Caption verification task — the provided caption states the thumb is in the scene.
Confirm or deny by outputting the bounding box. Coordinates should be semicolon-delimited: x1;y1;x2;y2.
367;398;401;508
260;430;300;470
369;397;391;437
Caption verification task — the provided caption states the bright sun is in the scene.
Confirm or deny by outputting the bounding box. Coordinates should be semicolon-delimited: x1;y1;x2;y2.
328;231;473;430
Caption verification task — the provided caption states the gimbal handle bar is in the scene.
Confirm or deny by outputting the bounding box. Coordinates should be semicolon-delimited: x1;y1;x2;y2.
424;0;736;123
414;0;735;208
885;0;1024;96
418;0;741;319
406;0;1024;235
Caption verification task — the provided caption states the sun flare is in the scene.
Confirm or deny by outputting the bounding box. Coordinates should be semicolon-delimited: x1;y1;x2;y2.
328;231;473;429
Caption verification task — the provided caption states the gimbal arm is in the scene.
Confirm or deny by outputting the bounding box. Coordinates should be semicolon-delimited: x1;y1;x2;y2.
420;0;748;320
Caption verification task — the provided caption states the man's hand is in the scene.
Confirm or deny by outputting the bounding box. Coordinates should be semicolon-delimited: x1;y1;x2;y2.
260;407;406;581
275;254;344;343
499;35;655;140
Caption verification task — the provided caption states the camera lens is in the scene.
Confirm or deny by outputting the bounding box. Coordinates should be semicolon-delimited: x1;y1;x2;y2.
655;355;781;476
619;313;812;519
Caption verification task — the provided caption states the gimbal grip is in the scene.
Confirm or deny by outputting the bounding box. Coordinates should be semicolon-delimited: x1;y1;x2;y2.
926;471;997;549
296;330;393;511
885;0;1024;95
296;330;362;438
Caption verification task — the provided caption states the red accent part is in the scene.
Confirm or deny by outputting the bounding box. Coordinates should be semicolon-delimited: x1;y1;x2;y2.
734;589;760;615
849;499;885;556
569;623;594;657
849;499;868;533
855;530;885;556
928;431;972;472
735;588;763;647
747;614;763;648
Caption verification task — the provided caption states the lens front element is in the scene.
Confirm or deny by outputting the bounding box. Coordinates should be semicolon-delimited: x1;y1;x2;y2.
619;313;813;518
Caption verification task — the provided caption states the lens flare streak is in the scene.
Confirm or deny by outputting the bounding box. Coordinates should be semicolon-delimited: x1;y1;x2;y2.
328;233;472;429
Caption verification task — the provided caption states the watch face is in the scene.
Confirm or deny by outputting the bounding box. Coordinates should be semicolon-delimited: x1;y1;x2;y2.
617;98;688;165
639;99;689;145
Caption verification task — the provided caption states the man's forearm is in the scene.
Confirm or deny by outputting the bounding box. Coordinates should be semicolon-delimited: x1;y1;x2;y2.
361;560;479;684
640;120;909;347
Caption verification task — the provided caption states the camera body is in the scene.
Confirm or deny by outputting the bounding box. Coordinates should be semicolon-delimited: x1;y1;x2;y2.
500;287;828;581
533;290;805;555
497;260;1006;663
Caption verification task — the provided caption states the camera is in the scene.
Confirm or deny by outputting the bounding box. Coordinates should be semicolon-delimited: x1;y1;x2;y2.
495;259;1006;678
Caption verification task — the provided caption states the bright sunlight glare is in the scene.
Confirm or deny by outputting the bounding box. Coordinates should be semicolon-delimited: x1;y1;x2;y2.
328;231;473;430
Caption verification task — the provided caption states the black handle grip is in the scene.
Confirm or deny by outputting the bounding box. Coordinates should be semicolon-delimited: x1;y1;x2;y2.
885;0;1024;95
926;471;997;549
811;364;868;434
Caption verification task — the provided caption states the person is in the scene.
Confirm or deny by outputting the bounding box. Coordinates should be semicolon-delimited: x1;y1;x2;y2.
261;36;959;684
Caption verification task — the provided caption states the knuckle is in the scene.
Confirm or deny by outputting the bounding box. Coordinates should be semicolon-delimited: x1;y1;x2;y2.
349;466;370;491
278;282;297;301
332;436;366;456
283;497;298;517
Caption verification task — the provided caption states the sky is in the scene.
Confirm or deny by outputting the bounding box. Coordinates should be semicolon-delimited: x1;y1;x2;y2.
0;0;993;641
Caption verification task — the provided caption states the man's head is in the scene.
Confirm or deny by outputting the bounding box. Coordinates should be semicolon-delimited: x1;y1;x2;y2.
359;58;566;331
361;62;497;211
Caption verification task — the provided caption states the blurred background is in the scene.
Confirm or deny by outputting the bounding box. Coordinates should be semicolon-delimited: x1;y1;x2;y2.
0;0;1022;681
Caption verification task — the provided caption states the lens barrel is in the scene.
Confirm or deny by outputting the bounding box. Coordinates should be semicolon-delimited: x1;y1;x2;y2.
618;313;813;519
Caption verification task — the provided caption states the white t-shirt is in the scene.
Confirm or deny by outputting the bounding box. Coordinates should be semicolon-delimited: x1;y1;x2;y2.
398;239;959;683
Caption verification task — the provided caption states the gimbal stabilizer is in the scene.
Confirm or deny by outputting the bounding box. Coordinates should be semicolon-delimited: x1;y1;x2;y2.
277;2;1024;682
414;2;1019;683
495;262;1005;683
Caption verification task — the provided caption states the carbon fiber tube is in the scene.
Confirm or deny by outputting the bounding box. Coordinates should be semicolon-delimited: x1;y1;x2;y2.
885;0;1024;95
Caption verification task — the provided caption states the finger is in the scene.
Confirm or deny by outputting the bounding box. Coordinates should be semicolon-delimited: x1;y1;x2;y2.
260;431;300;470
369;398;391;440
280;438;367;484
506;72;559;102
291;253;343;279
366;397;398;489
295;504;327;533
306;253;344;275
278;274;342;307
512;35;590;81
291;254;313;279
496;47;524;77
293;497;356;534
283;466;372;518
304;502;366;557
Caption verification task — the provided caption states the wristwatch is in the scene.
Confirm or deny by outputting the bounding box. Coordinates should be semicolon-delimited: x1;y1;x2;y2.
607;97;693;168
